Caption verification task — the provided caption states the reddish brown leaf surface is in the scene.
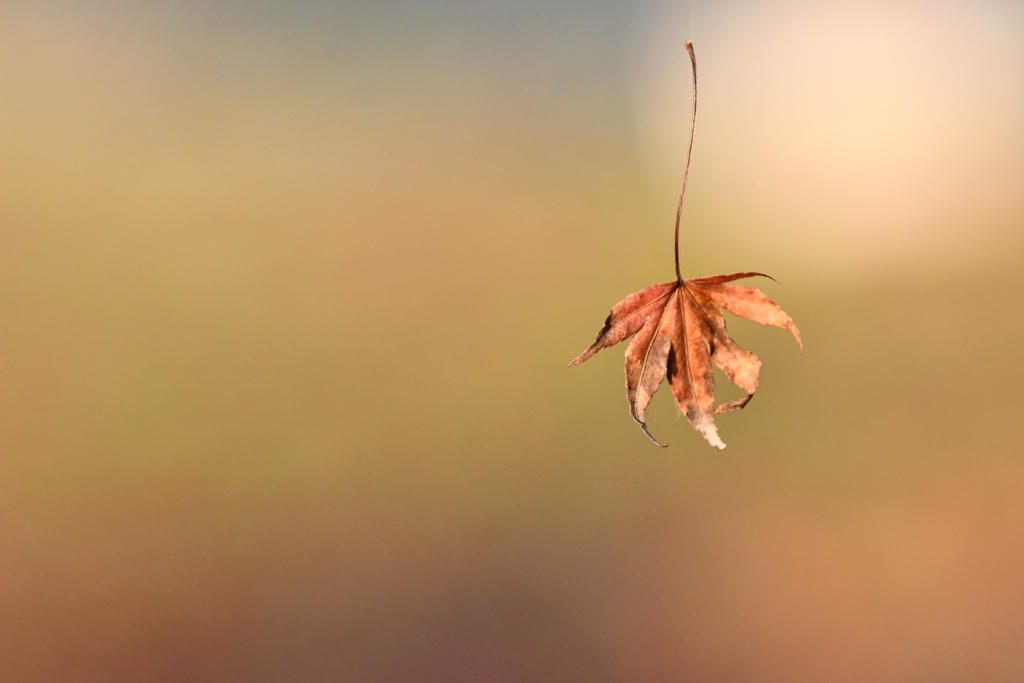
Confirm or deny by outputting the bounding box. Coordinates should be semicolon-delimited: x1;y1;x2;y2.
570;273;801;448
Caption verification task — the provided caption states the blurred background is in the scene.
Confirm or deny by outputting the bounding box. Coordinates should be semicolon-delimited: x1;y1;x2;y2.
1;0;1023;680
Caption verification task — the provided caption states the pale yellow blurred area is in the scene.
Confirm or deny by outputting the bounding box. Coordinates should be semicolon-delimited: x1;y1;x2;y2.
634;0;1024;274
1;1;1023;681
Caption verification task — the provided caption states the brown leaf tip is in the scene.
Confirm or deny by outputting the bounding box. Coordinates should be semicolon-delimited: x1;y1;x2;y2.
634;418;668;448
716;394;754;414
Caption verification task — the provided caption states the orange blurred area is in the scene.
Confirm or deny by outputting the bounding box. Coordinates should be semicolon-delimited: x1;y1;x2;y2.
1;1;1024;680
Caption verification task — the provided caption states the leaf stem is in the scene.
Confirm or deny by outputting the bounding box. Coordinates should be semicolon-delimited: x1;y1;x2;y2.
674;40;698;282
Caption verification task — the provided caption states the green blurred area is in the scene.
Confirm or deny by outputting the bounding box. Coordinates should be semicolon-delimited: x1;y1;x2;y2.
2;1;1024;681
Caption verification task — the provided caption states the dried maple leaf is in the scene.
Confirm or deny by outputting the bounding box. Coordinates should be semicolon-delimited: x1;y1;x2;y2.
570;274;801;448
570;42;801;448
